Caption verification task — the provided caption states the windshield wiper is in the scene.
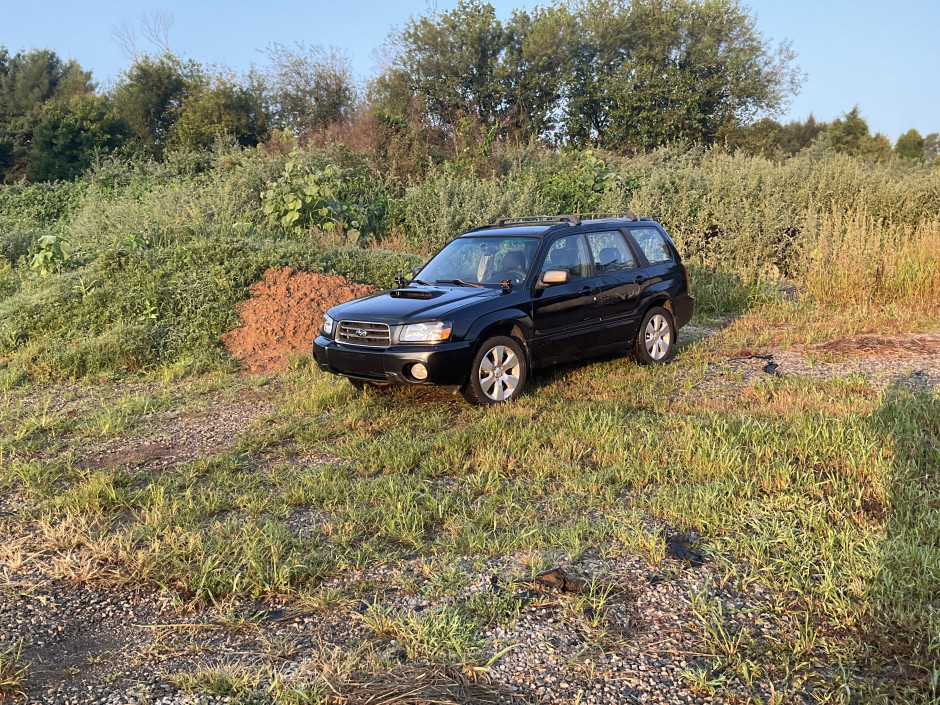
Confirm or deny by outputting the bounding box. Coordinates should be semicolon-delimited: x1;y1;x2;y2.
412;278;433;286
436;279;485;288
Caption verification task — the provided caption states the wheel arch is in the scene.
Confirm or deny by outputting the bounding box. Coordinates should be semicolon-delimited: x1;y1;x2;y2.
637;296;675;336
467;312;533;356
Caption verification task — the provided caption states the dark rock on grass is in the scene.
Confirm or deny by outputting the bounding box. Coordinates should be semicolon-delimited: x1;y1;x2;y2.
531;567;587;594
664;532;706;567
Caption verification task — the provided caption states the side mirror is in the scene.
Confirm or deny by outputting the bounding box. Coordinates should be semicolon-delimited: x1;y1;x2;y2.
412;266;422;277
537;269;569;289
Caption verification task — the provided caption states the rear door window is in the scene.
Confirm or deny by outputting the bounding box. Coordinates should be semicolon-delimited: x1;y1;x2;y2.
585;231;637;273
630;227;673;265
541;235;593;281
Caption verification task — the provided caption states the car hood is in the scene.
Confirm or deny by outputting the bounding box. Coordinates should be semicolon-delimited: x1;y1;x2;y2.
327;285;503;323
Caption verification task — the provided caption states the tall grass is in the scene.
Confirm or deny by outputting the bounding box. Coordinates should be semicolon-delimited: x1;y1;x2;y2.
802;214;940;306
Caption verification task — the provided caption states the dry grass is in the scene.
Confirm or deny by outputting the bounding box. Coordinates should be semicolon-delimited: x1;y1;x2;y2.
339;666;510;705
802;214;940;307
710;300;940;352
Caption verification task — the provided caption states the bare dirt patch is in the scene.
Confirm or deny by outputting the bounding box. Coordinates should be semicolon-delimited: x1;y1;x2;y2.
798;332;940;359
222;268;378;373
79;386;278;471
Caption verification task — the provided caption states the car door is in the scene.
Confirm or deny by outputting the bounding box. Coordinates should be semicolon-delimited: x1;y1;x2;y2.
625;225;679;315
530;234;600;362
584;230;647;346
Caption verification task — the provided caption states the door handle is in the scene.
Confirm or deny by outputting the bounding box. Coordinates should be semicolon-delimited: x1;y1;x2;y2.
580;285;598;295
634;275;646;284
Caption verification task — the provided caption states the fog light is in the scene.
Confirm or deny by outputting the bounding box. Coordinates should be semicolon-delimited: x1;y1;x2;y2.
411;363;428;381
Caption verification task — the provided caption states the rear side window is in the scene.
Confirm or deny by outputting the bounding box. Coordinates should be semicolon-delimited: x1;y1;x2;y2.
630;227;673;264
586;231;637;273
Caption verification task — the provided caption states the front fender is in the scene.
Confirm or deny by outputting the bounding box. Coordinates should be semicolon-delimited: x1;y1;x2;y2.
465;308;534;344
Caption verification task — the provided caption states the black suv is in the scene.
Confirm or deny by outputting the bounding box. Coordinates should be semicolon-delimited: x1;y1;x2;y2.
313;213;694;405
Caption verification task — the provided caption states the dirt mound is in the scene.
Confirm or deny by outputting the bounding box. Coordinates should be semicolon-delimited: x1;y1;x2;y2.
222;267;377;372
801;332;940;358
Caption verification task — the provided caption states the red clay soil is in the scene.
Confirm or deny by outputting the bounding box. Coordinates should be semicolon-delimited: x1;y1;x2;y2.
222;267;378;372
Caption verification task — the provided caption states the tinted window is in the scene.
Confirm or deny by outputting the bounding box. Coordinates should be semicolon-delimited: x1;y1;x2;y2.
419;236;539;286
586;231;637;273
541;235;592;281
630;227;672;264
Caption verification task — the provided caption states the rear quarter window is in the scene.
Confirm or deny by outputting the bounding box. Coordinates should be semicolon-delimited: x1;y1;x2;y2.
630;227;673;265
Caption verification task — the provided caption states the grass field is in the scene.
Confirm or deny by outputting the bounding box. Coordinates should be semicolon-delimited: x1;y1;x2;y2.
1;305;938;704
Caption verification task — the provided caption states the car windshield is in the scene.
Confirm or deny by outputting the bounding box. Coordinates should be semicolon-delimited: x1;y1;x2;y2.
416;236;540;287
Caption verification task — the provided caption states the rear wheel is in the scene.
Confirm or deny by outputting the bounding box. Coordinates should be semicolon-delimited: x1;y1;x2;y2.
462;336;527;406
634;307;676;364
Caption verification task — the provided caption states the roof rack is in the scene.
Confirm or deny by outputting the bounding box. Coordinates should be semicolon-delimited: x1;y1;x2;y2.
578;211;639;222
492;214;581;227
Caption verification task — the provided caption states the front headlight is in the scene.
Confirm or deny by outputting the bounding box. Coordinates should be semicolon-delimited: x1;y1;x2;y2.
400;321;452;343
322;313;335;336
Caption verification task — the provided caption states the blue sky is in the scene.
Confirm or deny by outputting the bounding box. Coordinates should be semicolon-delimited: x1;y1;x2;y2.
2;0;937;142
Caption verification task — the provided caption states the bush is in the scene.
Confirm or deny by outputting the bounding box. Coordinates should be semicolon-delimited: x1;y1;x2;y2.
393;167;544;252
622;145;940;279
322;247;423;289
0;180;87;226
0;219;36;265
260;152;389;240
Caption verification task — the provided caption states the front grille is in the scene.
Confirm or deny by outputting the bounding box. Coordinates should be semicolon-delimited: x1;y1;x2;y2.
337;320;391;347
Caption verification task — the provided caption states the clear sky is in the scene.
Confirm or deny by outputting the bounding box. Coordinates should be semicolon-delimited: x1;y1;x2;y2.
1;0;937;142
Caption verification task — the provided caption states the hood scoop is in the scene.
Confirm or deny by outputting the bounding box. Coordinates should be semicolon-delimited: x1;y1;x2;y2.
390;288;441;299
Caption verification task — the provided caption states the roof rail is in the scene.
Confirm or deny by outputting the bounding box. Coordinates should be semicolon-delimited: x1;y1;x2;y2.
578;211;638;222
492;214;581;227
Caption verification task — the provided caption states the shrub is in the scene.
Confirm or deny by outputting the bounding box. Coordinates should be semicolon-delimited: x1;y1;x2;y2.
0;180;86;226
0;219;36;265
393;167;544;252
260;152;388;240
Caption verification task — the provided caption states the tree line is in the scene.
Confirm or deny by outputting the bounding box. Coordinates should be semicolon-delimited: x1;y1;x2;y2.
0;0;936;184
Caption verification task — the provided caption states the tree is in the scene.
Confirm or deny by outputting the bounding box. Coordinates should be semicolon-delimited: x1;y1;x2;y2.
112;54;195;159
826;107;892;161
724;117;782;157
827;107;873;156
28;94;130;181
377;1;508;134
499;5;575;140
262;43;357;135
376;0;803;153
0;47;93;180
776;114;824;155
576;0;803;150
895;128;925;162
925;133;940;165
726;114;826;158
167;69;268;152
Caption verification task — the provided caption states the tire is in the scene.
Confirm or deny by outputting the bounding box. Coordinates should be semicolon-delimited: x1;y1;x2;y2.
634;307;676;365
462;336;528;406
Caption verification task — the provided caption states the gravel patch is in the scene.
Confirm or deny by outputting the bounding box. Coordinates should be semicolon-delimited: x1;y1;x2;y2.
78;389;278;471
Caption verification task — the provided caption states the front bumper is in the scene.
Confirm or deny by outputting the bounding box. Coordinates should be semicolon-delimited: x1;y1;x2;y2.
313;336;475;386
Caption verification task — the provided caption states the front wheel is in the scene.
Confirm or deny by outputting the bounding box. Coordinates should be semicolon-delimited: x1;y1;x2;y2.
634;307;676;364
463;336;528;406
